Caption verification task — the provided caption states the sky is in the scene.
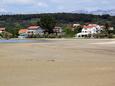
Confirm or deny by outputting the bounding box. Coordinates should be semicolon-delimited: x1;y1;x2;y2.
0;0;115;14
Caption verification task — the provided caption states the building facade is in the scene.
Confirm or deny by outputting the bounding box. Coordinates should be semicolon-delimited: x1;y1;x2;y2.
0;28;5;33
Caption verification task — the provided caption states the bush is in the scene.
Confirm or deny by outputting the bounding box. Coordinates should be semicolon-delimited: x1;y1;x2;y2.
107;33;114;38
1;31;12;39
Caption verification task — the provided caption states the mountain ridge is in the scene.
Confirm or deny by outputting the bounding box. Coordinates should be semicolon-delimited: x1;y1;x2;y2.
72;9;115;16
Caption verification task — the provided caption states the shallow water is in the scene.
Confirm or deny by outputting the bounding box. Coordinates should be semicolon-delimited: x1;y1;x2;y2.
0;39;50;43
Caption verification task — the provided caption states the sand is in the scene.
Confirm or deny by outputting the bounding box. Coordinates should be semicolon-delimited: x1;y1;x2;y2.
0;39;115;86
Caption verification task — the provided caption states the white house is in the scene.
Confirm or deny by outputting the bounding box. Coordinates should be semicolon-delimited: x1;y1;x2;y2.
27;26;44;35
18;26;44;38
76;24;102;38
0;28;5;33
73;24;80;28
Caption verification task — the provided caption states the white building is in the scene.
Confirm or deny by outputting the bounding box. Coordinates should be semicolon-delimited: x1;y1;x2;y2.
18;26;44;38
53;27;63;33
76;24;102;38
27;26;44;35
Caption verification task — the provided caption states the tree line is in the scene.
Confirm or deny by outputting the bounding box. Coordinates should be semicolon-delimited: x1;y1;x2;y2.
0;13;115;37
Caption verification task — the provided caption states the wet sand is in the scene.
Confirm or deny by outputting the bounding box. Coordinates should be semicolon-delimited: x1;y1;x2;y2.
0;39;115;86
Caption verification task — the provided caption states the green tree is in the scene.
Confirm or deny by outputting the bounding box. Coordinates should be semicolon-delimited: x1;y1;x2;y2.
63;27;75;38
39;15;56;34
104;22;114;38
6;22;24;38
74;26;82;33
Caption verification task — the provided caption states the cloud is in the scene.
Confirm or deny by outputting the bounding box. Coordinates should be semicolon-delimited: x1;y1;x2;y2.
0;8;7;12
37;2;48;7
0;0;115;13
1;0;34;5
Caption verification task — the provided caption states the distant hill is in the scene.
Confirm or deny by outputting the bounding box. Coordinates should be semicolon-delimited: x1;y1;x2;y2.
72;9;115;16
1;9;115;16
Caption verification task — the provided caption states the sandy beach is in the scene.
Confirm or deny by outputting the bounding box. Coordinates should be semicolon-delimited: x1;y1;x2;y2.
0;39;115;86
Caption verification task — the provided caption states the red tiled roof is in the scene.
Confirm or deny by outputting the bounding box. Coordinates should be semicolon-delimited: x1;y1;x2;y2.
19;29;28;34
28;26;40;30
83;24;99;28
